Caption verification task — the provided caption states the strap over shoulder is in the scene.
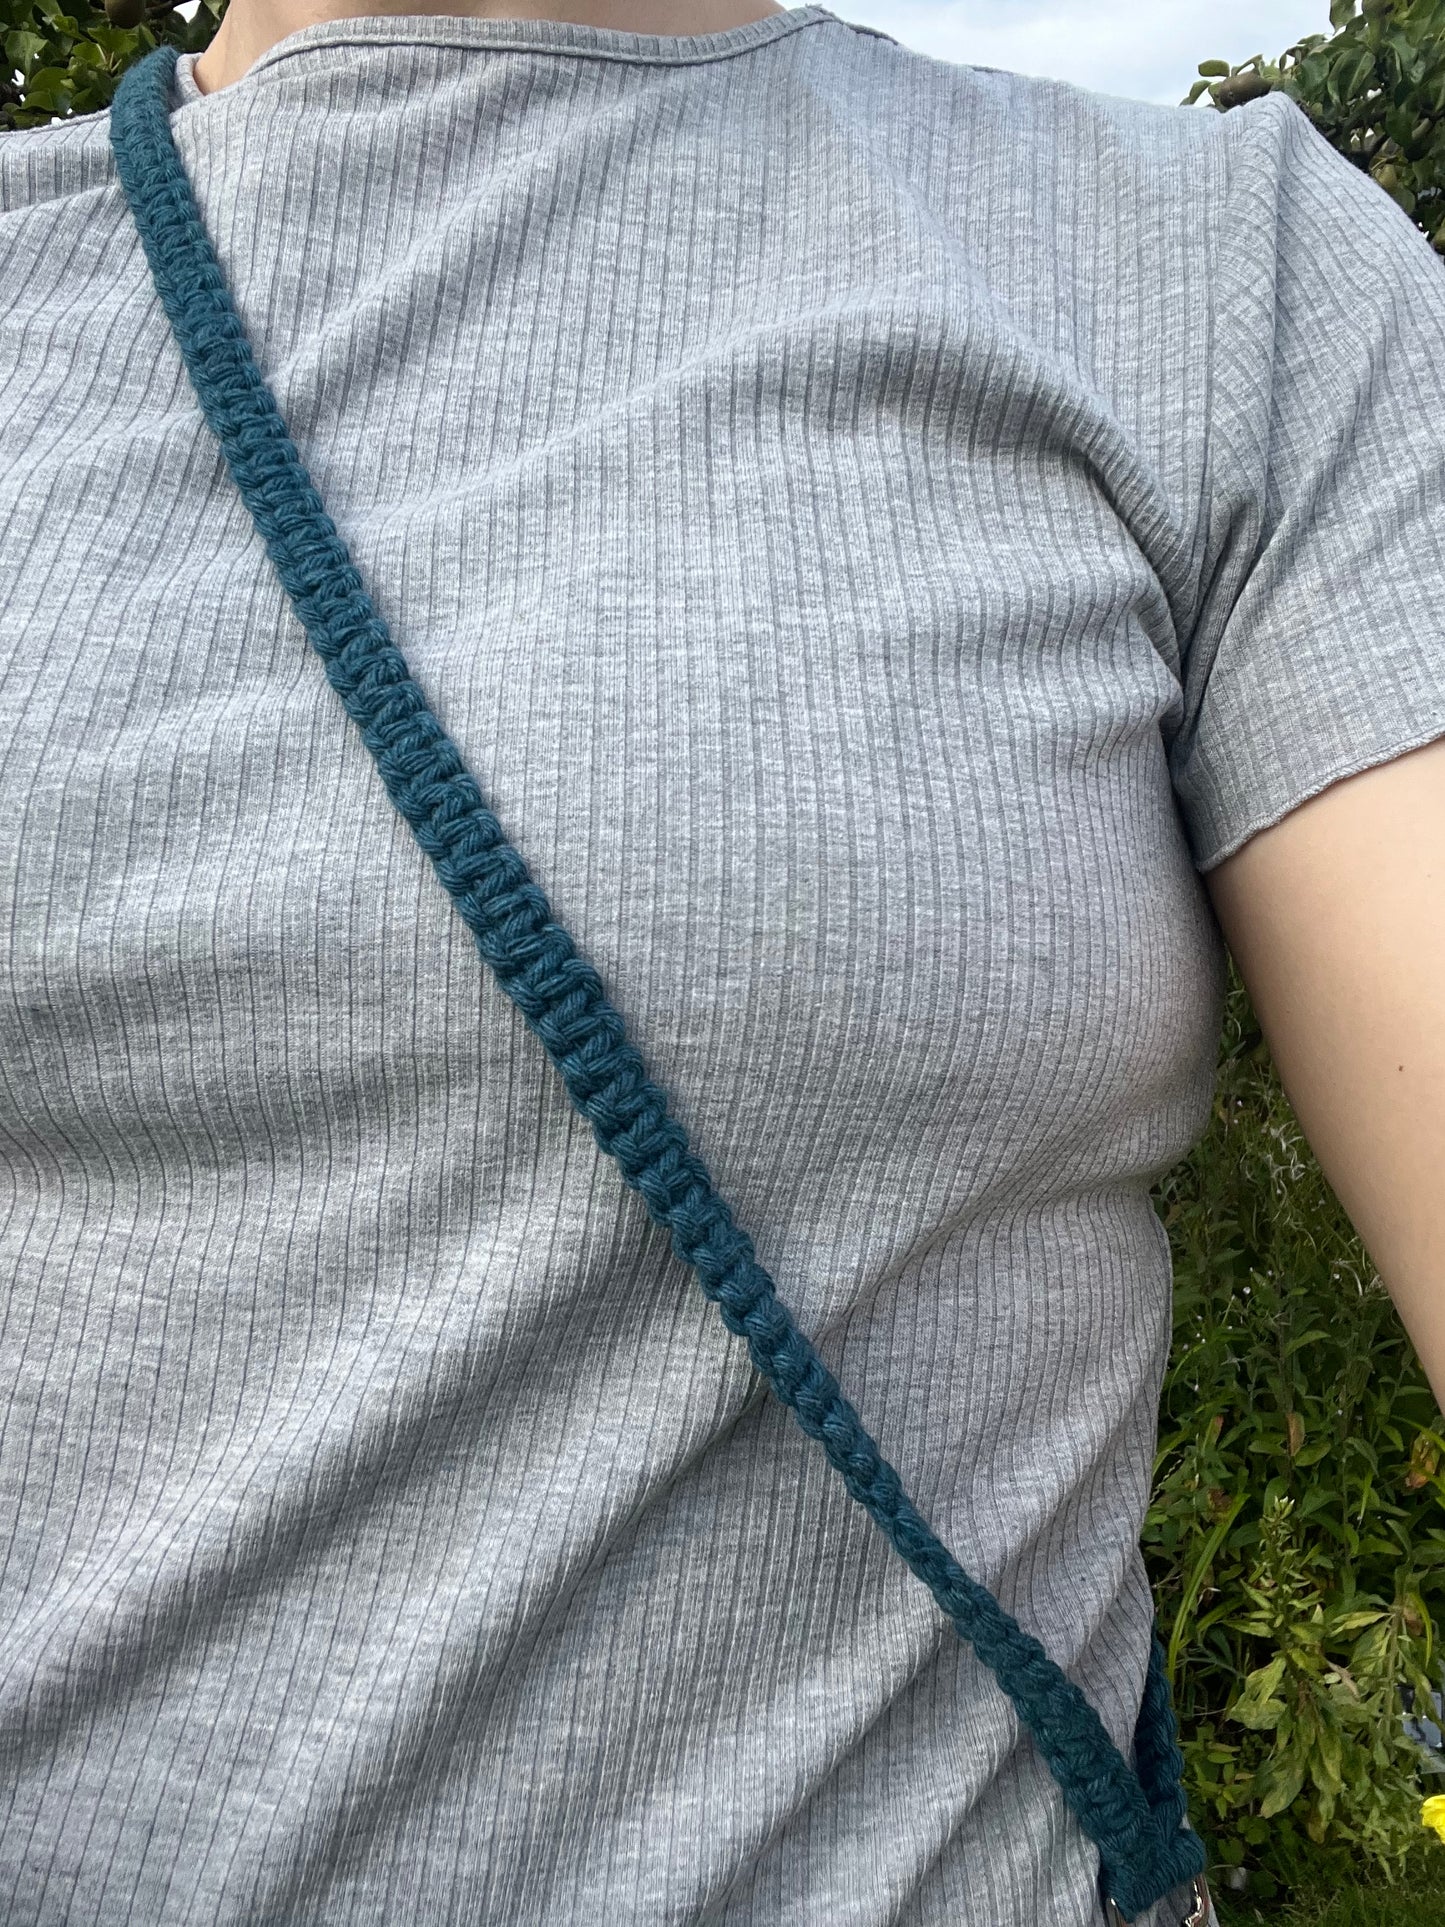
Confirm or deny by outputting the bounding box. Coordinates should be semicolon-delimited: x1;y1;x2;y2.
105;40;1212;1921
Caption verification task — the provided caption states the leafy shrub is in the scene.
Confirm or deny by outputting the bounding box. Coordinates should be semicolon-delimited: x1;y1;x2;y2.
1186;0;1445;256
1167;11;1445;1901
1147;962;1445;1901
1238;1849;1445;1925
1;0;219;129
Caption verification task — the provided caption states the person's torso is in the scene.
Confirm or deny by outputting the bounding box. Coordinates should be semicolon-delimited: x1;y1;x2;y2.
0;15;1228;1921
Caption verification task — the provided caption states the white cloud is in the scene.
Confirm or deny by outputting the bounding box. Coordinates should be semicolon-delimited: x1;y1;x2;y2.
803;0;1336;107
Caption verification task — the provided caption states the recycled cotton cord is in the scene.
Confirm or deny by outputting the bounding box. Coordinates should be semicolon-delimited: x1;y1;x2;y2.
106;43;1207;1924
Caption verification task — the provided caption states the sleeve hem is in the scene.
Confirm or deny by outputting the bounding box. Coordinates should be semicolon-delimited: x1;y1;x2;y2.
1193;716;1445;874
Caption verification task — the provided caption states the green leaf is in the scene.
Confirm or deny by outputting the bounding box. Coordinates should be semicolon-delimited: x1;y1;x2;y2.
1255;1749;1309;1817
1166;1489;1250;1685
1331;1609;1387;1633
1235;1698;1287;1734
32;0;81;32
20;64;73;111
87;22;141;53
1198;60;1231;77
1332;41;1378;106
1284;1329;1333;1355
4;28;48;73
1231;1656;1289;1730
1311;1719;1346;1795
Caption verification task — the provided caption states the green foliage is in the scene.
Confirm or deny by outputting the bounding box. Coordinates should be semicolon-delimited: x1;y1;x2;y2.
1;0;223;129
1147;960;1445;1903
1185;0;1445;256
1217;1846;1445;1923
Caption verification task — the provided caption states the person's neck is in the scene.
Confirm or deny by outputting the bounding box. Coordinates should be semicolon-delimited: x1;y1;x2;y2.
191;0;791;94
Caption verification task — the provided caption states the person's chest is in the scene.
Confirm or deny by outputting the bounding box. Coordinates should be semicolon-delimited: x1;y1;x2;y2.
0;148;1225;1297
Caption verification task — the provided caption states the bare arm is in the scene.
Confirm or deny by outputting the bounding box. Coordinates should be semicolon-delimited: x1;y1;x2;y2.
1203;735;1445;1412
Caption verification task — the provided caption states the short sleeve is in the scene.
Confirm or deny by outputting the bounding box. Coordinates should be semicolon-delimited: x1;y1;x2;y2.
1169;87;1445;874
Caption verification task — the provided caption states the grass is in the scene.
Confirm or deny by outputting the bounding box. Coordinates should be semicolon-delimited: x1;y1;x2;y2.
1214;1851;1445;1926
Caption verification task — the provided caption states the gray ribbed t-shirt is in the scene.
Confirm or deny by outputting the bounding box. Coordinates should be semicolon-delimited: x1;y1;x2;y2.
3;9;1444;1923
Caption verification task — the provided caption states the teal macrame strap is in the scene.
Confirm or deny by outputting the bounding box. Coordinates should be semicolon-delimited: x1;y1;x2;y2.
107;45;1208;1923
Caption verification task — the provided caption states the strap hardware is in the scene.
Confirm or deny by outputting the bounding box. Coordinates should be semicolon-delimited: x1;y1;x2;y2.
1105;1872;1210;1926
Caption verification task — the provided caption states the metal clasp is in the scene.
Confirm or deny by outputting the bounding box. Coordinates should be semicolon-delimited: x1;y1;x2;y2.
1103;1872;1211;1927
1184;1874;1212;1927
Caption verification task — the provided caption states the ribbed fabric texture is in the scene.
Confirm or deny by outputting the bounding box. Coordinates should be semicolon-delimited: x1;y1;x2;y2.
2;10;1444;1924
108;38;1209;1918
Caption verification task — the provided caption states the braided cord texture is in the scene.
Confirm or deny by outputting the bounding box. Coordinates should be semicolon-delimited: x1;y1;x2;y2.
106;46;1204;1920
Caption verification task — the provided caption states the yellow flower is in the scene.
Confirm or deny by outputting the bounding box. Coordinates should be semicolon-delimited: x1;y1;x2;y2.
1421;1795;1445;1843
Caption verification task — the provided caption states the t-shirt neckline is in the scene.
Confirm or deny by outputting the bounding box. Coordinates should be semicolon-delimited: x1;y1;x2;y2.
173;5;849;105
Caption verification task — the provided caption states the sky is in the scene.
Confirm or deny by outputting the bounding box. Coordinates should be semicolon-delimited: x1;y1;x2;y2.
792;0;1338;108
